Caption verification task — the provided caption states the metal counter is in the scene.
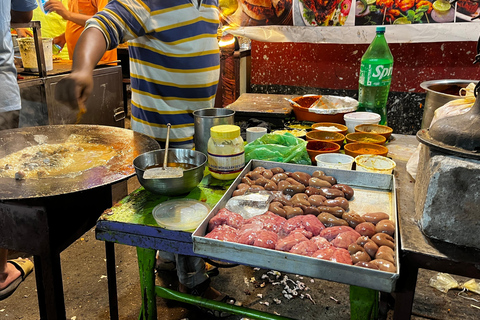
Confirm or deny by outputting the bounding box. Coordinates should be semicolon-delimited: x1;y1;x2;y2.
17;61;124;128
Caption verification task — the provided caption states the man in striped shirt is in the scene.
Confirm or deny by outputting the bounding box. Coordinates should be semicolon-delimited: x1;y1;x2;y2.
55;0;240;313
57;0;220;149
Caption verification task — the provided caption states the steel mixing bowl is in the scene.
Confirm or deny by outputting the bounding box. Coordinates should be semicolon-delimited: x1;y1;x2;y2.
133;149;207;196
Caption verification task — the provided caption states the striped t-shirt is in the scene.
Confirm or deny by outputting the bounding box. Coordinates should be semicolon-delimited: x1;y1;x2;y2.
86;0;220;148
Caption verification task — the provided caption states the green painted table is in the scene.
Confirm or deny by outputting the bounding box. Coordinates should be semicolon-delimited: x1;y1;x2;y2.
96;170;379;320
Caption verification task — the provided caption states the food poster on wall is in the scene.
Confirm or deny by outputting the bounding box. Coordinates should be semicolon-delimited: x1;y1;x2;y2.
355;0;480;25
219;0;480;27
219;0;294;26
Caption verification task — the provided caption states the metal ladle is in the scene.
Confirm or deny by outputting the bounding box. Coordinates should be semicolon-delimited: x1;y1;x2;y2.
428;84;480;152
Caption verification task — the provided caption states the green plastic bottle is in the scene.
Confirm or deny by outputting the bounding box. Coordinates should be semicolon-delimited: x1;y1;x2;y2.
358;27;394;125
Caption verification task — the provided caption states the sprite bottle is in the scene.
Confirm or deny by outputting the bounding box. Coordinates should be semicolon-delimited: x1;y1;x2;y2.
358;26;393;125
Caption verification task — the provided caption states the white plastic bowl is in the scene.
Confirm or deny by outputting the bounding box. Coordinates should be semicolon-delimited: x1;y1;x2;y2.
315;153;355;170
344;112;381;133
355;154;396;174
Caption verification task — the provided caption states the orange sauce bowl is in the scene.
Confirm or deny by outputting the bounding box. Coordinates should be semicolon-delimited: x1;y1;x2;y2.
344;142;389;158
345;132;386;145
306;140;341;164
311;122;349;135
354;124;393;140
291;96;349;124
305;130;345;146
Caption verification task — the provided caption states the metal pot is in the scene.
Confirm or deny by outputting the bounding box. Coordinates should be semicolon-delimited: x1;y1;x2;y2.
193;108;235;156
134;149;207;196
420;79;477;129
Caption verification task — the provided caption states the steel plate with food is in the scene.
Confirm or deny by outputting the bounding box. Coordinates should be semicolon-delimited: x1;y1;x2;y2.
193;160;399;292
0;125;159;200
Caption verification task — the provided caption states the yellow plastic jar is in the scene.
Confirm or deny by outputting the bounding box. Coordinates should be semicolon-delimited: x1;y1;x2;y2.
208;125;245;180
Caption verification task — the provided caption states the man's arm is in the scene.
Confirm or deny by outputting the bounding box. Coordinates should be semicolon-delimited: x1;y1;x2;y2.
44;1;91;27
55;28;107;109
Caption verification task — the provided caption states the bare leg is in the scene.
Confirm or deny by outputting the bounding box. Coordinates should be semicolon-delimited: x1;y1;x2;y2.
0;248;21;290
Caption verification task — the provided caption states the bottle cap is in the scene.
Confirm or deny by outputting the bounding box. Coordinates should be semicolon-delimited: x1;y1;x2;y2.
211;125;240;139
376;26;386;33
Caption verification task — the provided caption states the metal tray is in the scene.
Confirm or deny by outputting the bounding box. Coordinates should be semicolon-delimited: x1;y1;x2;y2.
193;160;399;292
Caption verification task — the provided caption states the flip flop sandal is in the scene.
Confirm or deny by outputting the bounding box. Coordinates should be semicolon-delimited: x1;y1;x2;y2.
200;294;242;318
0;259;34;301
184;279;242;318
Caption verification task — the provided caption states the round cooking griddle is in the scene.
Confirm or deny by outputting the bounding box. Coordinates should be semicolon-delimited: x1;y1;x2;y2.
0;125;159;200
417;129;480;160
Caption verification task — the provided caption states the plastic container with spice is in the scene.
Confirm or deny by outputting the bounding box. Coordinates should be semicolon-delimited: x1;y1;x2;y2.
208;125;245;180
355;154;396;174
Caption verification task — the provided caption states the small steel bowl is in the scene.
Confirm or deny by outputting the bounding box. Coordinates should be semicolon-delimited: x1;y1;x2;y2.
133;149;207;196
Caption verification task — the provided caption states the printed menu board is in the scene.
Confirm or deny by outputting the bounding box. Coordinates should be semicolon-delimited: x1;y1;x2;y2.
219;0;480;26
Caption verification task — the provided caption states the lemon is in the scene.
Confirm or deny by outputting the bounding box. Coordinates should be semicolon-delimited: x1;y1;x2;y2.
393;17;412;24
366;0;376;4
219;0;238;16
432;0;451;13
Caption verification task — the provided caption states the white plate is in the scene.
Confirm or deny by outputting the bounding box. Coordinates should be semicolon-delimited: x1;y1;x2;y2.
153;199;210;231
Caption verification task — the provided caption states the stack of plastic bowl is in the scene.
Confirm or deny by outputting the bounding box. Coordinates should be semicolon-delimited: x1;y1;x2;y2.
354;124;393;140
315;153;355;170
343;112;381;133
306;140;341;164
311;122;349;135
355;155;396;174
345;132;386;145
305;130;345;146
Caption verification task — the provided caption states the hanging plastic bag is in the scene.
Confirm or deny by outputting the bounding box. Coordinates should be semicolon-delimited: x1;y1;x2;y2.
244;132;311;165
406;83;476;179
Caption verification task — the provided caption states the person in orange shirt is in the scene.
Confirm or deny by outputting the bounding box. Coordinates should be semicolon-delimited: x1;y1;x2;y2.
43;0;116;62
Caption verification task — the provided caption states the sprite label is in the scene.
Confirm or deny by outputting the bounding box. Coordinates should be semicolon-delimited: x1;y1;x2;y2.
359;62;393;87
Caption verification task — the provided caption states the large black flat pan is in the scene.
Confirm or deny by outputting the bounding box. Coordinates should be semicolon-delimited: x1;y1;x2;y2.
0;125;159;200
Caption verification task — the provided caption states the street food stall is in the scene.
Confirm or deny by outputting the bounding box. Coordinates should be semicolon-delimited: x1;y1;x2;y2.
4;3;480;320
91;7;480;317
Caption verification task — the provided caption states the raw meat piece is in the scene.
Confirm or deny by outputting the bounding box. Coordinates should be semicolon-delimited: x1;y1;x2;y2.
312;247;335;260
311;235;332;250
320;226;356;241
290;227;313;239
301;214;325;236
245;211;286;233
208;208;244;231
331;230;361;249
331;248;353;265
238;219;264;233
253;230;278;249
280;215;304;235
280;214;325;237
289;240;318;256
236;229;257;245
275;232;309;251
204;225;238;242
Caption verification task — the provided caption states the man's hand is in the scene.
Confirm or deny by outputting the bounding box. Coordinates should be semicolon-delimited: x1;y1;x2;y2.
53;33;66;49
15;28;33;38
55;71;94;122
44;0;70;20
